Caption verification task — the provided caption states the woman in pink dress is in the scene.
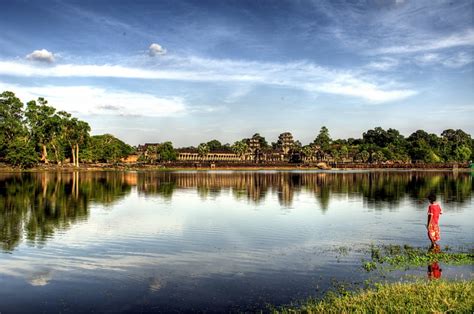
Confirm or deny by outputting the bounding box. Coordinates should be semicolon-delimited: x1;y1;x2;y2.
427;194;442;248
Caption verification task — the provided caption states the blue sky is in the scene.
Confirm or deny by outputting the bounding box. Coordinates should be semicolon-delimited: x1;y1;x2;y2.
0;0;473;146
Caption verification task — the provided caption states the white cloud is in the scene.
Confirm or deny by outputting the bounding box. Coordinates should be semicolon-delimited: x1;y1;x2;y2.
415;52;473;68
440;52;474;68
0;56;416;103
376;30;474;54
26;49;56;63
317;80;416;103
0;82;186;117
366;58;399;71
149;43;167;56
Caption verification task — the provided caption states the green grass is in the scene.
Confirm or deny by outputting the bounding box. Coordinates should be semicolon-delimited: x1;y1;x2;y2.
274;280;474;313
362;244;474;271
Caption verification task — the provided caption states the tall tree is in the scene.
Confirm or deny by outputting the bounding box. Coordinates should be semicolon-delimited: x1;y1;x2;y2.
0;91;26;157
313;126;332;159
197;143;209;160
63;117;91;167
231;140;248;159
25;98;59;164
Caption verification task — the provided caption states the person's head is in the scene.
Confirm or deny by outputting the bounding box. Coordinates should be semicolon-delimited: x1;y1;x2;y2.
428;194;436;204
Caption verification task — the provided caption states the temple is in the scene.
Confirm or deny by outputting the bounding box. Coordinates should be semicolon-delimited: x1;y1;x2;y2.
132;132;328;164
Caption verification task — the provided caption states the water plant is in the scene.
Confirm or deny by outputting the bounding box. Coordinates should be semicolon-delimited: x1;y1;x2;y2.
362;244;474;272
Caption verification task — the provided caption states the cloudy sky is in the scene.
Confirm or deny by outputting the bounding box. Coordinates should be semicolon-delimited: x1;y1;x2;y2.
0;0;473;146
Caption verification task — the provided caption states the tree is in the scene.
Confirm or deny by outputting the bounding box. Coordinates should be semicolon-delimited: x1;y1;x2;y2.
313;126;332;154
197;143;209;160
440;129;472;161
301;145;314;161
5;137;37;168
363;127;389;147
25;98;60;164
62;117;91;167
206;139;222;151
83;134;132;163
157;142;177;161
231;140;248;159
454;145;471;162
0;91;26;158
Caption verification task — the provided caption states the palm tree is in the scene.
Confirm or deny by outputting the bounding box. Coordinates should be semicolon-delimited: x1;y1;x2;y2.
197;143;209;160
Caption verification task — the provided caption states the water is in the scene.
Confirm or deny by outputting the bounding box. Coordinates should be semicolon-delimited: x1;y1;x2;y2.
0;170;472;312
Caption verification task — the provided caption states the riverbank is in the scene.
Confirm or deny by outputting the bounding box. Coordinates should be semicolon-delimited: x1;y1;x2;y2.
0;162;471;172
274;280;474;313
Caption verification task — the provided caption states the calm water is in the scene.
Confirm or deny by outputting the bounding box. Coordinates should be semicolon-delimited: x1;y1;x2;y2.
0;170;473;312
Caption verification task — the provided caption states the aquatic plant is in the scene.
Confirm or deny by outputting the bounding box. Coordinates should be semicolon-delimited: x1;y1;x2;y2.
362;244;474;271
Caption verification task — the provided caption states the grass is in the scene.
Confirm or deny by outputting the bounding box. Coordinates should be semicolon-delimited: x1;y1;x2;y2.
273;280;474;313
362;244;474;272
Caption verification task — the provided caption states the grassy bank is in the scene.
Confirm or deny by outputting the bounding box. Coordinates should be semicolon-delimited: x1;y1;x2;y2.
275;280;474;313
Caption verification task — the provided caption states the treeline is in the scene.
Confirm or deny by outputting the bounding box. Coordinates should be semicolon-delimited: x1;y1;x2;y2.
2;90;473;167
179;126;473;163
0;91;132;167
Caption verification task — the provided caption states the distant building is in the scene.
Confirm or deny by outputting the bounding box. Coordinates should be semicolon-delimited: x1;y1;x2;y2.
277;132;294;156
176;148;241;161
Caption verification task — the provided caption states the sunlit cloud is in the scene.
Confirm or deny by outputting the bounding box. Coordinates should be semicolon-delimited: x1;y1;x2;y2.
26;49;56;63
149;43;167;56
0;82;187;117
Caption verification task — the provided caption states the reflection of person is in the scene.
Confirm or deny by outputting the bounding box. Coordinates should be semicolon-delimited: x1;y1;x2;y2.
426;194;442;248
427;245;442;279
428;261;442;279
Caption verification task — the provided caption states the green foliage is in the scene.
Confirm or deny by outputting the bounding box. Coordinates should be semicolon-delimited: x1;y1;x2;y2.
454;145;471;162
197;143;210;158
156;141;177;161
83;134;132;163
274;280;474;313
206;139;222;151
4;137;38;168
0;91;25;146
363;244;474;272
231;140;248;157
313;126;331;152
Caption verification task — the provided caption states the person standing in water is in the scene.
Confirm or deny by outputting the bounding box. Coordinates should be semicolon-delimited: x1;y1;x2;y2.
427;194;443;248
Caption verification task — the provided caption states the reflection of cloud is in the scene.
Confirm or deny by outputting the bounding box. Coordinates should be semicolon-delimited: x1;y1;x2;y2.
149;277;165;292
28;271;52;286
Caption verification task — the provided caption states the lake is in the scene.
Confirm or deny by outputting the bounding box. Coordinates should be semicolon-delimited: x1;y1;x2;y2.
0;170;472;312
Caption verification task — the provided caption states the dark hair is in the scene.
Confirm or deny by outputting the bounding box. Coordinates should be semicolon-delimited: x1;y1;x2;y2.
428;194;436;203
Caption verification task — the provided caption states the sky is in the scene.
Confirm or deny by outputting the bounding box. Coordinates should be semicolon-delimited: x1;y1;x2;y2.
0;0;473;146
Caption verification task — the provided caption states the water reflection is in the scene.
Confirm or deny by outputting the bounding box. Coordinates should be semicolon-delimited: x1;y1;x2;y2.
427;245;443;279
0;172;131;251
0;171;472;252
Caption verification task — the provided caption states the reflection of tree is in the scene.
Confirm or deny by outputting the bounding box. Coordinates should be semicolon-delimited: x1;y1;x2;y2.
0;172;132;251
1;171;471;251
133;171;472;210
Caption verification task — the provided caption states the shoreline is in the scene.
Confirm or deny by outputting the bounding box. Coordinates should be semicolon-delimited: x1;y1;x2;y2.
0;163;471;173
